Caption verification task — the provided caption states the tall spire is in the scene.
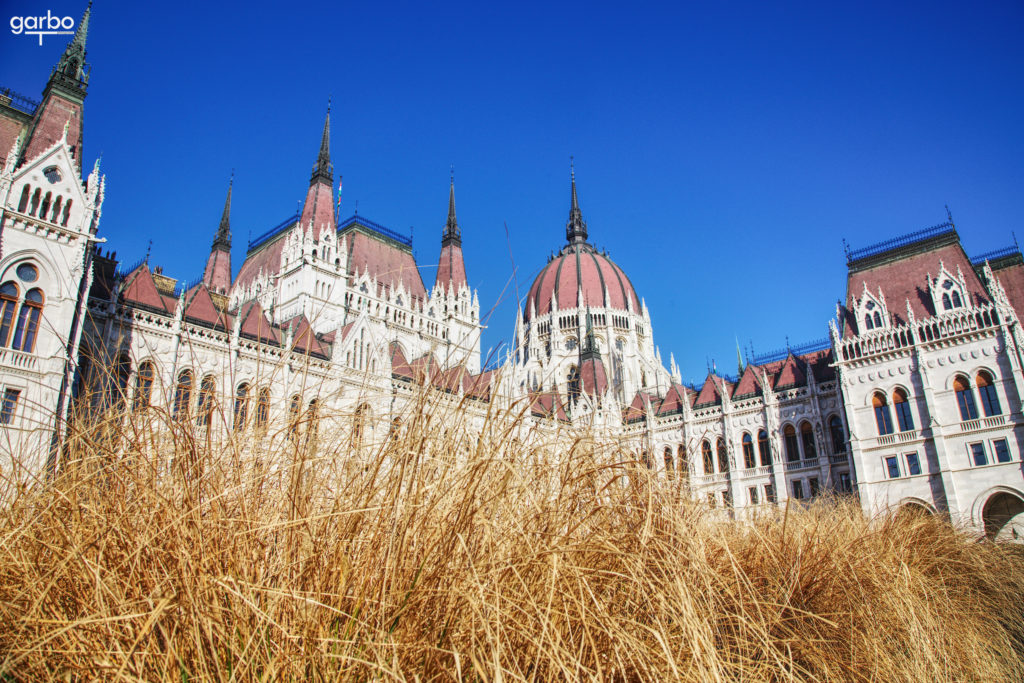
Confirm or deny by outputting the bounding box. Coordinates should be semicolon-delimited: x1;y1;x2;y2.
202;174;234;295
54;1;91;87
442;166;460;245
212;173;232;251
310;99;332;186
566;156;588;245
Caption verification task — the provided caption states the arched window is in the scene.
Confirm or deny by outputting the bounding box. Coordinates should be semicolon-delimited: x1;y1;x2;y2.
677;444;687;478
12;288;43;352
29;187;41;216
17;185;29;213
953;375;978;421
664;446;674;477
255;388;270;429
864;314;874;331
716;437;728;473
61;199;72;226
112;354;131;410
742;433;755;469
828;416;846;454
50;196;62;223
288;394;301;439
701;440;713;475
567;364;580;404
173;369;193;419
872;392;894;435
233;383;249;431
641;448;652;469
977;371;1002;417
0;282;19;347
196;375;216;427
783;425;800;462
942;293;952;311
893;388;914;431
352;402;370;448
133;361;155;411
800;421;816;459
873;311;882;328
38;191;51;220
951;291;962;308
757;429;771;466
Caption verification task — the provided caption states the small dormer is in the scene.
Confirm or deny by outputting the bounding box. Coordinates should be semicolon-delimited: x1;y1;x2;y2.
855;283;889;333
928;261;970;314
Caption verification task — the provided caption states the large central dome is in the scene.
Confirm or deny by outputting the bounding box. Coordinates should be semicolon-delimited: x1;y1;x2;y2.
524;167;640;322
525;243;640;321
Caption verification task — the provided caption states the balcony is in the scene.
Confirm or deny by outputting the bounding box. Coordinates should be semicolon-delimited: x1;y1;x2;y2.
693;472;729;486
830;452;848;465
784;458;819;472
959;414;1009;434
0;348;39;372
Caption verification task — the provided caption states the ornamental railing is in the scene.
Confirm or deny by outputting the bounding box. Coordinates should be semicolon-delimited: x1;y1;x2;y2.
846;221;955;264
338;215;413;248
837;302;1001;363
0;87;39;115
971;245;1019;264
248;213;300;252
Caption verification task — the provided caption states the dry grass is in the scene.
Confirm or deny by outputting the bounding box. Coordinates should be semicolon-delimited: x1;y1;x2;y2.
1;388;1024;682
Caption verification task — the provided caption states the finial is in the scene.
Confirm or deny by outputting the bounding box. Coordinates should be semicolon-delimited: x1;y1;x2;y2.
450;164;454;184
570;155;575;182
145;239;152;264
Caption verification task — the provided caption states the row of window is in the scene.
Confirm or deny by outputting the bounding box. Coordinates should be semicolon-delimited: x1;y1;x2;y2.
882;439;1015;480
872;370;1002;436
706;471;854;509
16;183;74;227
698;417;848;476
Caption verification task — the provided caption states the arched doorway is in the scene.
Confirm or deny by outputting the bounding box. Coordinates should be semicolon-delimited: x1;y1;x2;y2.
982;491;1024;541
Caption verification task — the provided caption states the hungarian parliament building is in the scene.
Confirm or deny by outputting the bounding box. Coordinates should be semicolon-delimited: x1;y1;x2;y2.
3;5;1024;540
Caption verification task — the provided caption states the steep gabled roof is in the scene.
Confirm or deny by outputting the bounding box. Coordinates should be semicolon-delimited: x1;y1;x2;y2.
282;315;328;358
530;390;568;421
182;284;229;330
390;342;414;381
623;391;658;423
120;264;169;314
409;353;441;384
772;354;806;390
693;375;723;408
237;301;280;345
465;369;497;401
732;365;763;399
656;383;692;416
346;227;427;300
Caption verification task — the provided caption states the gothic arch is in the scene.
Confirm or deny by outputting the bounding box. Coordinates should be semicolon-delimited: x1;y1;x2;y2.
0;248;66;300
972;486;1024;540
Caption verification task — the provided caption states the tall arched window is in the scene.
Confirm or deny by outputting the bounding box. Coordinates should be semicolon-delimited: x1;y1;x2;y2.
977;371;1002;417
352;402;369;448
133;361;155;411
288;394;301;440
742;433;755;469
873;392;894;435
828;416;846;454
951;291;962;308
800;421;816;459
893;388;914;431
17;185;29;213
716;437;729;473
256;388;271;429
783;425;800;462
701;440;713;475
677;444;687;478
29;187;40;216
233;383;249;431
567;364;580;404
61;199;72;226
942;293;952;310
663;446;674;477
953;375;978;421
0;282;19;346
173;369;193;419
12;288;43;352
757;429;771;466
112;354;131;410
196;375;215;427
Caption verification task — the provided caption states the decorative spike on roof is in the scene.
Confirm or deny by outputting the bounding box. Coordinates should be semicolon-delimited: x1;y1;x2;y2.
566;156;588;245
212;173;232;251
53;1;91;87
442;168;461;245
310;99;333;186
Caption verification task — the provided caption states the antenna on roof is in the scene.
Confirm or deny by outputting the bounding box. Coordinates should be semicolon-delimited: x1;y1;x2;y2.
354;199;359;215
945;204;955;229
1014;231;1020;253
145;239;152;264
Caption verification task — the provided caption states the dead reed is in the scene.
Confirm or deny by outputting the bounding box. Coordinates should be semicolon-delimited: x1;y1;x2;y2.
1;388;1023;681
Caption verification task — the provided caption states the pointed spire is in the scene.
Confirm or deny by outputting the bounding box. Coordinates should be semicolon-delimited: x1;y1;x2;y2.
442;166;461;245
212;173;232;251
54;1;91;86
566;156;588;245
310;99;333;186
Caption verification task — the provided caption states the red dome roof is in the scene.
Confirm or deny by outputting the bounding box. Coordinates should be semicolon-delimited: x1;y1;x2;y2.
525;243;640;321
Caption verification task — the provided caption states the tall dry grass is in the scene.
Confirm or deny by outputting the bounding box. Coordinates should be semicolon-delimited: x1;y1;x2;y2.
1;386;1024;681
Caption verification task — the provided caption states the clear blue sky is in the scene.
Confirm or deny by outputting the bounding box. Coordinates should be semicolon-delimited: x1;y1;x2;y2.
3;0;1023;381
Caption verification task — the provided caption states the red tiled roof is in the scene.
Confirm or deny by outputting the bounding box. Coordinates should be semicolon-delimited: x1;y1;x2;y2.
578;356;608;397
465;369;497;401
693;375;723;407
234;233;287;293
120;264;169;313
409;353;441;384
990;259;1024;321
844;241;989;337
299;181;336;242
283;315;328;358
732;365;763;398
237;301;280;345
656;383;692;416
525;244;640;320
623;391;658;422
182;284;229;330
347;230;426;300
390;342;414;381
530;390;568;421
436;242;467;291
772;354;806;390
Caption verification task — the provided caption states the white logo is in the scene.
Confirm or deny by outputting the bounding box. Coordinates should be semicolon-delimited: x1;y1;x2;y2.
10;12;75;45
